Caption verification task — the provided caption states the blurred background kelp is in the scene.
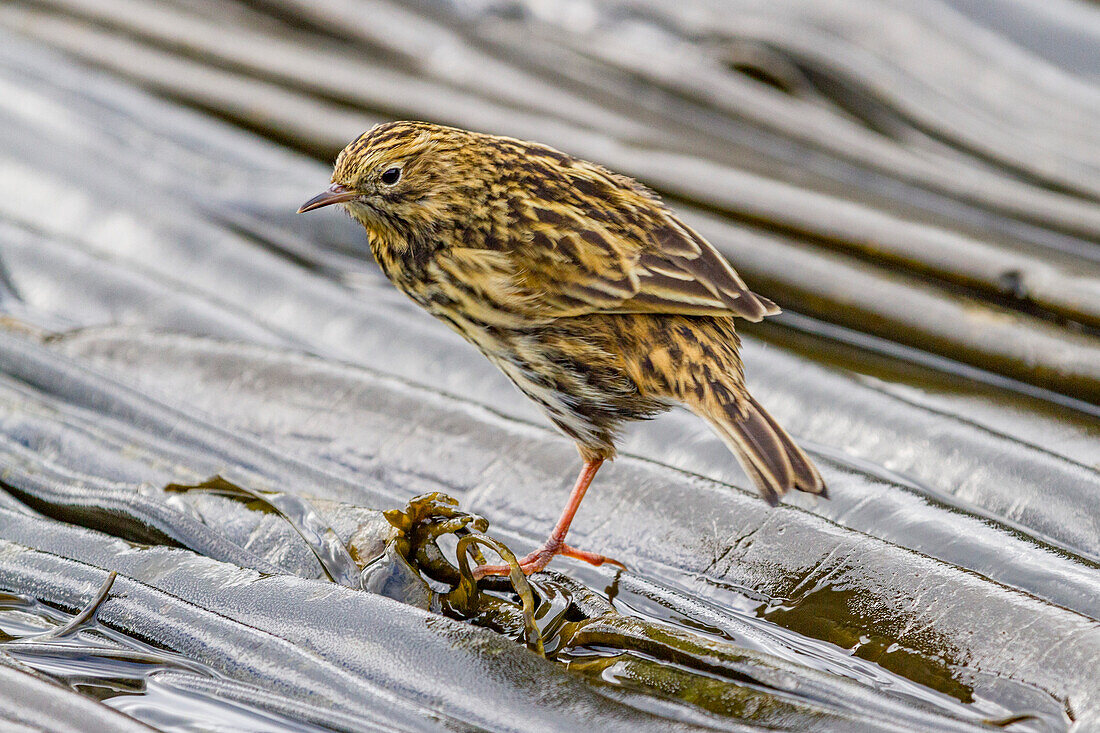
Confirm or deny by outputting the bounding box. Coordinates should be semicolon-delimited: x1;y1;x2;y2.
0;1;1099;731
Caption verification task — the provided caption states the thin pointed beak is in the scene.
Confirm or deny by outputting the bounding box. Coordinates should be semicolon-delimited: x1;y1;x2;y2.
297;184;359;213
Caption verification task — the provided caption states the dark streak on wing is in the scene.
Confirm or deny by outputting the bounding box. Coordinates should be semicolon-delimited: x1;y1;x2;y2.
616;216;780;322
447;130;782;324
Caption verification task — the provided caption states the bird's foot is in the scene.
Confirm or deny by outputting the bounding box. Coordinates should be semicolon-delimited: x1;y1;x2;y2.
472;539;625;579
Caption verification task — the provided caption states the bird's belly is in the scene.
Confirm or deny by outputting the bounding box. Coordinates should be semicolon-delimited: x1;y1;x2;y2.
486;348;628;456
440;318;671;456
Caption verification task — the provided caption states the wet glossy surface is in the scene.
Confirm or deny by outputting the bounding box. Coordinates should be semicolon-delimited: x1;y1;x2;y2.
0;3;1098;730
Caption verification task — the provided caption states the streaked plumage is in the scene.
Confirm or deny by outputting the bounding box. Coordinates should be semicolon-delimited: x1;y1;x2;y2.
300;121;826;576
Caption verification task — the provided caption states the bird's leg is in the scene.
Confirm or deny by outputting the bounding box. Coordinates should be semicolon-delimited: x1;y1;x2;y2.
473;458;625;578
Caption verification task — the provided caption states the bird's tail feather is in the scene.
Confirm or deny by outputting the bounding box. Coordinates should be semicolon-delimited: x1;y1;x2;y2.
700;395;826;506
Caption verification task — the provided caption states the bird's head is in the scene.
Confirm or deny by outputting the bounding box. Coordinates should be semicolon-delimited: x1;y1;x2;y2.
298;121;478;251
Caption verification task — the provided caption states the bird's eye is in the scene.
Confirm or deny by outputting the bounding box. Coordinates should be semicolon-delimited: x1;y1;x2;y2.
380;167;401;185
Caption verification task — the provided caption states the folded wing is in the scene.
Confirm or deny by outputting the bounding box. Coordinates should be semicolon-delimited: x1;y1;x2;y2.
436;159;779;323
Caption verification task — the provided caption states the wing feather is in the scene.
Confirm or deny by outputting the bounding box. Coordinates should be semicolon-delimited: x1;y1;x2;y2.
436;157;779;323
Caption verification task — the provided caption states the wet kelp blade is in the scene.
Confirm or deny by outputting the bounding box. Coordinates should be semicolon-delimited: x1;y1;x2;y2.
0;420;1000;731
0;325;1084;729
165;475;362;588
69;331;1090;724
0;514;801;733
0;348;1042;732
0;651;159;733
0;562;398;733
0;495;998;732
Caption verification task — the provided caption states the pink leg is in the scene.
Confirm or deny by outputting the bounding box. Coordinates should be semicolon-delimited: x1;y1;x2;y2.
473;459;625;578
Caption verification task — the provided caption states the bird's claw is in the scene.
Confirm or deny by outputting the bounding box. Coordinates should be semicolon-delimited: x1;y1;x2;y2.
472;540;625;579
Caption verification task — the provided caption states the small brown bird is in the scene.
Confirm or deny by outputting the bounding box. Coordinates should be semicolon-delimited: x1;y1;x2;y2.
300;121;826;577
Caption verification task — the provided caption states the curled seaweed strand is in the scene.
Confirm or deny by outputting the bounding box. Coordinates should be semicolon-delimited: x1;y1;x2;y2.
455;535;544;657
